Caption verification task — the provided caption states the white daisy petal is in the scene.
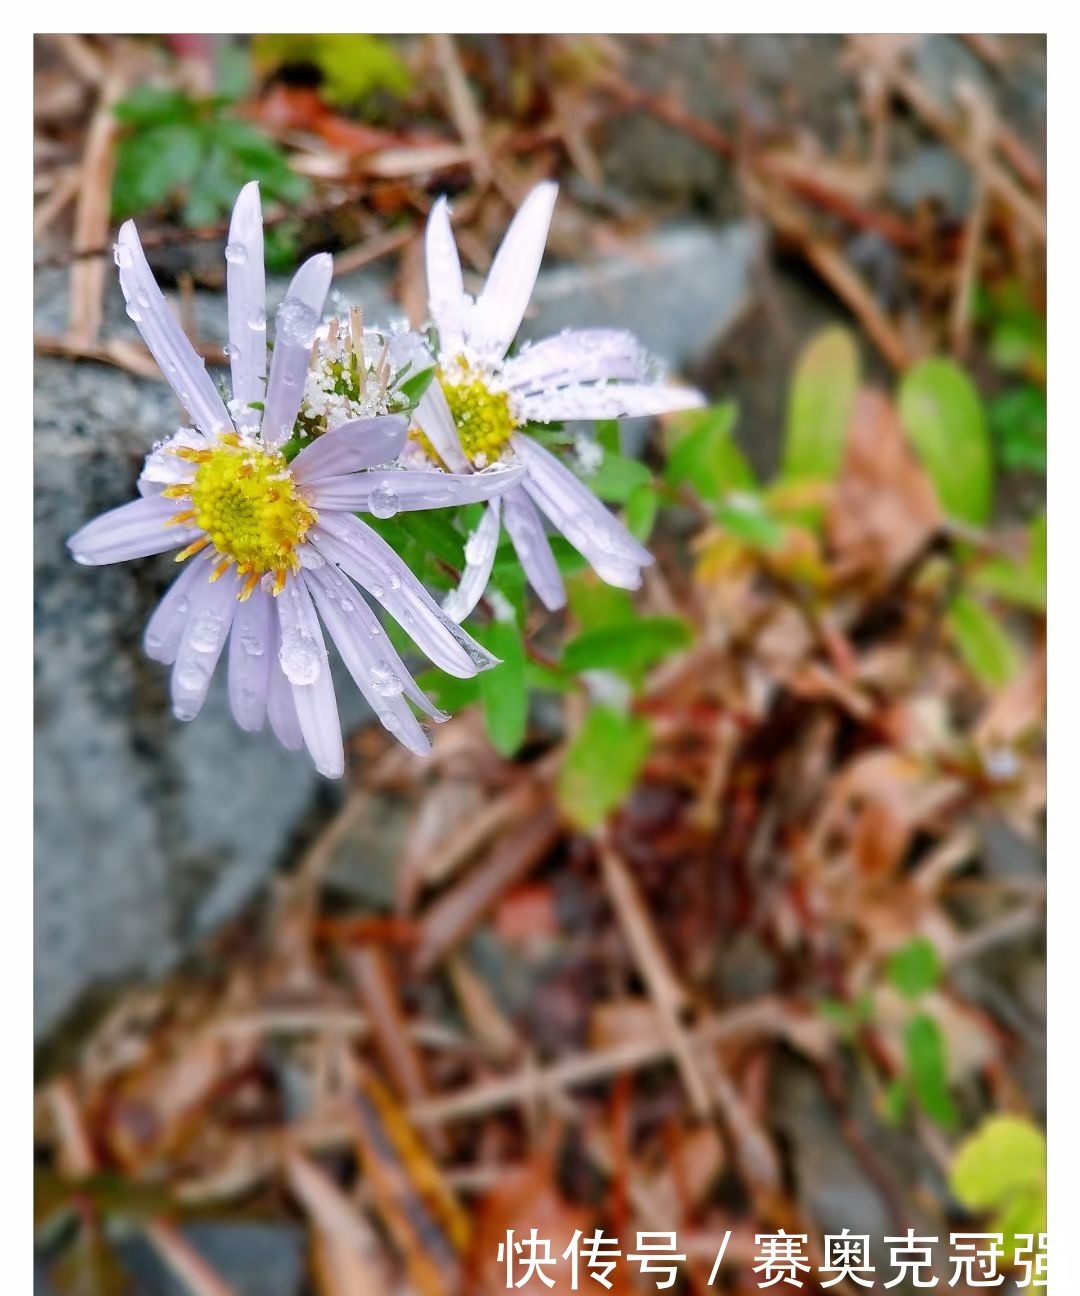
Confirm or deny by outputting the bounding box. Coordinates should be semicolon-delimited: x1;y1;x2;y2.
520;381;705;424
276;574;344;778
513;434;653;588
413;384;471;473
171;567;239;722
115;220;233;437
442;499;502;623
261;253;333;447
502;485;566;612
425;195;469;355
469;181;558;363
225;181;267;430
227;587;273;732
503;329;651;393
67;495;199;566
290;415;409;484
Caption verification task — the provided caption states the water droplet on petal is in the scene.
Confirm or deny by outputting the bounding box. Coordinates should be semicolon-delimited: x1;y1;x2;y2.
248;307;267;332
189;611;223;653
239;632;264;657
225;242;247;265
279;626;322;685
370;660;403;697
125;301;141;322
368;484;400;520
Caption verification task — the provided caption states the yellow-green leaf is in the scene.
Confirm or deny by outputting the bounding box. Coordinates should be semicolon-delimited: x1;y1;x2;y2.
782;327;859;483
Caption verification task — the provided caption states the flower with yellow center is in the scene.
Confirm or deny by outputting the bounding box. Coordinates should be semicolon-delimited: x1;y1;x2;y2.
163;433;316;600
434;358;519;466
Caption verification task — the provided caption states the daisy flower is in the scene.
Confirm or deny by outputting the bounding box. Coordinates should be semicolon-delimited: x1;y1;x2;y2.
413;181;705;621
67;183;524;777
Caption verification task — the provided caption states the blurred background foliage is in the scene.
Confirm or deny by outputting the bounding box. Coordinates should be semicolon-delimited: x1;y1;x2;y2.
34;33;1045;1296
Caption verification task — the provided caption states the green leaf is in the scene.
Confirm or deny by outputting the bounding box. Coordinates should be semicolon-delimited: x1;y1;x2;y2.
112;122;204;218
713;496;783;550
477;619;527;757
947;594;1019;686
567;574;636;631
950;1115;1046;1249
899;358;993;524
886;937;940;999
665;402;754;503
415;668;480;713
577;450;652;504
625;482;660;542
973;513;1046;611
903;1013;958;1129
558;706;651;830
563;616;691;685
397;365;436;408
114;86;197;127
254;34;411;108
989;387;1046;474
782;326;859;483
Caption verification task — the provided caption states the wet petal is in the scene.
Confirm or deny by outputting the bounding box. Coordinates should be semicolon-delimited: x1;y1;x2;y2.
503;329;651;393
291;415;408;484
171;567;238;722
503;485;566;611
266;629;304;752
307;565;441;757
442;499;501;623
67;495;199;566
114;220;232;436
311;512;497;677
137;429;205;497
225;181;267;430
261;253;333;447
469;181;558;363
276;574;344;777
513;434;653;588
304;462;523;513
425;196;469;355
520;381;705;423
413;383;471;473
144;555;215;664
227;586;273;732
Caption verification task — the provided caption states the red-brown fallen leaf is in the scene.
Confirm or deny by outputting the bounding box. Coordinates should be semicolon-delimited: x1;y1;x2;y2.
828;388;941;580
469;1149;594;1295
493;882;560;946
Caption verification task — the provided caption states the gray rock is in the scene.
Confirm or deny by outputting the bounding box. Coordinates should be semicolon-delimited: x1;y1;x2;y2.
117;1222;304;1296
34;220;758;1037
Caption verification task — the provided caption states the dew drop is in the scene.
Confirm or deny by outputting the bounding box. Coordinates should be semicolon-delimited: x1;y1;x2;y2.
225;242;248;265
339;597;354;612
248;307;267;333
239;632;264;657
125;301;141;322
279;626;321;685
370;660;403;697
189;611;223;653
368;484;400;519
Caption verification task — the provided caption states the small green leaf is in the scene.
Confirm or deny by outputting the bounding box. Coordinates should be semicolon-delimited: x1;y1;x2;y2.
950;1115;1046;1250
577;451;652;504
558;707;651;830
989;387;1046;474
947;594;1020;686
567;575;636;631
625;482;660;542
782;327;859;483
477;618;527;757
416;668;480;712
396;365;436;407
904;1013;958;1129
973;513;1046;612
713;495;783;550
563;616;691;685
886;937;940;999
899;358;993;524
665;402;754;503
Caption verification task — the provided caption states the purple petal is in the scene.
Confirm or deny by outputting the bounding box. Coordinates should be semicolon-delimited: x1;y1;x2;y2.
276;574;344;778
144;555;215;664
502;486;566;611
227;587;273;732
306;565;441;756
67;495;199;566
303;462;523;513
442;500;501;623
114;220;232;437
425;196;469;356
226;181;267;431
311;513;497;676
468;182;558;363
413;384;471;473
261;253;333;447
513;434;653;589
520;381;705;423
137;429;205;497
290;415;408;484
503;329;651;393
171;567;238;722
266;629;304;752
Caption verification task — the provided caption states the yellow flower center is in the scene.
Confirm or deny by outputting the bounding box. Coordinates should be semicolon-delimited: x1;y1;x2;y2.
163;433;316;599
424;361;518;466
